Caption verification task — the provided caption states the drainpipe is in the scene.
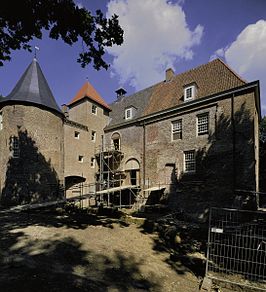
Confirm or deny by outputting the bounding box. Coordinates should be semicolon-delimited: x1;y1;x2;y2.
143;121;146;191
231;93;236;191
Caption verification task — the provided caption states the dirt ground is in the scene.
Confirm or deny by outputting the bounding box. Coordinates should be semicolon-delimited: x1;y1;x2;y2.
0;205;206;292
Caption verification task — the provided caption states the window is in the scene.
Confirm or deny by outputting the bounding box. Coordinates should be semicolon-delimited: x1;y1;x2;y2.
92;104;97;115
74;131;80;139
184;150;195;173
0;112;2;130
111;132;121;150
11;136;20;158
78;155;84;163
197;113;209;135
184;85;195;101
90;157;95;168
125;108;132;120
172;120;182;140
91;130;96;142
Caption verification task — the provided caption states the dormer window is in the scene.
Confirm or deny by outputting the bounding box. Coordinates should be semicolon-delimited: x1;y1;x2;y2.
125;108;132;120
125;107;136;120
184;84;196;101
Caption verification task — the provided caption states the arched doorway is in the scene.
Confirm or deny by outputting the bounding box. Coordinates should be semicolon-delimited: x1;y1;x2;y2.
125;158;140;186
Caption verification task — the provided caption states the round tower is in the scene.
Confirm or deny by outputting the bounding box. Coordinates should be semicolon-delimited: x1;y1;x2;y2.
0;58;64;206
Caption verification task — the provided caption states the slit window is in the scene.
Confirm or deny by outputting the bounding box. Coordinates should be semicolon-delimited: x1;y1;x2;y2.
78;155;84;163
0;112;2;130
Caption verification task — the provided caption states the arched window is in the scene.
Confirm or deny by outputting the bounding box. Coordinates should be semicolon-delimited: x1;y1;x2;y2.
111;132;121;150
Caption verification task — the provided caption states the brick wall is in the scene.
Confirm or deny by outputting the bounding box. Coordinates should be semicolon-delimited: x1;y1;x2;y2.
0;104;64;206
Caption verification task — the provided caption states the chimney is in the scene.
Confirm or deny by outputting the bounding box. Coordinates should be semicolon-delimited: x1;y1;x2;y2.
166;68;175;82
115;88;127;100
61;104;69;118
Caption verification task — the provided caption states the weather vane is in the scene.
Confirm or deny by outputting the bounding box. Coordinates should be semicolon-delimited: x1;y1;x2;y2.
34;46;40;59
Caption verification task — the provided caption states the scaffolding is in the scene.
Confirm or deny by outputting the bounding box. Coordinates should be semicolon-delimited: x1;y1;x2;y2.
94;138;140;208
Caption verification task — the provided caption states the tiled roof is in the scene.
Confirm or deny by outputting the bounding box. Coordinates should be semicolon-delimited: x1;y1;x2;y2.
144;58;246;116
0;58;62;113
68;81;111;111
106;58;246;129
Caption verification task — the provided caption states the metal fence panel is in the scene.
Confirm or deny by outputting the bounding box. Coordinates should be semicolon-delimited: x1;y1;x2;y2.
206;207;266;290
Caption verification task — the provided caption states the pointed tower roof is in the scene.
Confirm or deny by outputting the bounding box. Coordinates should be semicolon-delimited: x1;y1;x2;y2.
1;58;62;114
68;81;111;111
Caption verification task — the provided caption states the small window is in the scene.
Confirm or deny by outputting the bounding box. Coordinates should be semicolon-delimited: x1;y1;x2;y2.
74;131;80;139
11;136;20;158
78;155;84;163
125;108;132;120
184;85;195;101
91;130;96;142
90;157;95;168
0;112;3;130
184;150;195;173
197;113;209;135
92;104;97;115
172;120;182;140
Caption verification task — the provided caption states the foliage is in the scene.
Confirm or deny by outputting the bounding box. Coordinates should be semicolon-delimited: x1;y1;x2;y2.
0;0;123;69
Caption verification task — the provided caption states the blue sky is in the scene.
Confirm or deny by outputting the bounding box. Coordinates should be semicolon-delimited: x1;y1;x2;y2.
0;0;265;116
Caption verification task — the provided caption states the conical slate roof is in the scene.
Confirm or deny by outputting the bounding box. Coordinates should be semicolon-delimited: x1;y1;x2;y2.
1;58;61;113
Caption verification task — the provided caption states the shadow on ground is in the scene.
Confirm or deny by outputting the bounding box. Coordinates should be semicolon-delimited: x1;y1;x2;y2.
0;207;160;292
137;211;207;279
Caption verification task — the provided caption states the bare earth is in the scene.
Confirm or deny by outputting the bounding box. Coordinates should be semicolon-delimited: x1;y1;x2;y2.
0;207;201;292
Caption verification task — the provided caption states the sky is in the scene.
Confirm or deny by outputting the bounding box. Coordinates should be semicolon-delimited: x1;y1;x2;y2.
0;0;265;116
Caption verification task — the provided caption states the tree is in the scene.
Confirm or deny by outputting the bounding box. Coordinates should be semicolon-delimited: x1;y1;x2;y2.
0;0;123;70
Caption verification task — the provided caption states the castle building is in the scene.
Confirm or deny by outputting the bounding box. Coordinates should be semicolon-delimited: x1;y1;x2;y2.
0;58;261;215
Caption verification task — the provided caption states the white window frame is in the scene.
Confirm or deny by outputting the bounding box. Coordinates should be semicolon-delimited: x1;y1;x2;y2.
11;136;20;158
74;131;80;139
172;119;182;140
0;111;3;130
125;108;132;120
78;155;84;163
90;157;95;168
184;85;195;101
184;150;196;173
197;113;209;135
92;104;97;115
91;130;96;142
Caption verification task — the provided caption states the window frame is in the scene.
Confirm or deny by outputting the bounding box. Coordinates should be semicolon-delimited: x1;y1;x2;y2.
172;119;182;140
184;85;195;101
184;150;196;173
91;130;96;142
92;104;97;115
90;157;95;168
74;131;80;139
125;108;132;120
197;113;209;136
11;136;20;158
